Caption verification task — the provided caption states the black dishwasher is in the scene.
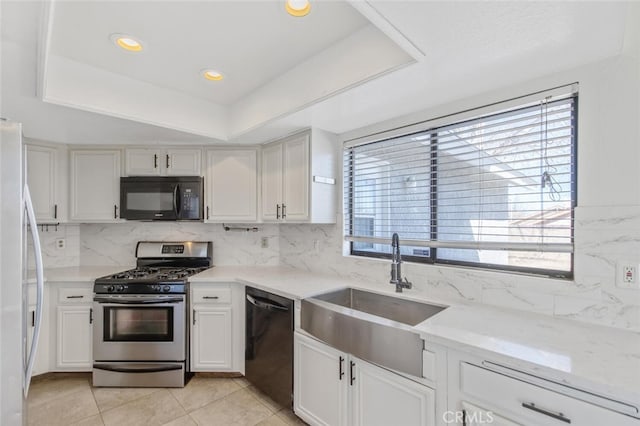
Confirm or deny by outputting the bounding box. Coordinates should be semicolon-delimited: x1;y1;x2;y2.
245;286;294;408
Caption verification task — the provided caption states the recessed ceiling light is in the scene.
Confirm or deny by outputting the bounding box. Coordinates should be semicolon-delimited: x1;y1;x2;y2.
285;0;311;17
110;33;143;52
202;69;224;81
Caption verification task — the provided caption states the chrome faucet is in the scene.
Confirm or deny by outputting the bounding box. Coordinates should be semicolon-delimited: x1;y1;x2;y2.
390;233;412;293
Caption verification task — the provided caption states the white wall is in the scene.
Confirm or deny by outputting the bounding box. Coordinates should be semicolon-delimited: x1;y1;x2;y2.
279;53;640;332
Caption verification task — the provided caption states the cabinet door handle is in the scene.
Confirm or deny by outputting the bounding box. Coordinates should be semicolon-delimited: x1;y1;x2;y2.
166;154;170;168
193;309;196;325
282;204;286;219
276;204;280;219
154;154;158;169
206;206;210;220
203;296;219;300
114;205;118;219
349;360;355;386
522;402;571;423
31;310;35;327
339;356;344;380
54;204;58;219
89;308;93;324
66;295;84;299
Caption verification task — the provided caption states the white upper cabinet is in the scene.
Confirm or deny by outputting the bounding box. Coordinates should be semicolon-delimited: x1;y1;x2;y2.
70;150;121;222
261;129;337;223
125;148;201;176
205;149;258;222
25;143;67;222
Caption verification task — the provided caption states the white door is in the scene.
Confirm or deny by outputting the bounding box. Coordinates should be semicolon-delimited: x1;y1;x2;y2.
294;333;348;426
70;150;121;221
26;145;57;221
125;148;161;176
56;305;92;370
282;135;309;221
206;150;257;222
191;306;232;371
351;356;435;426
261;142;283;221
166;149;202;176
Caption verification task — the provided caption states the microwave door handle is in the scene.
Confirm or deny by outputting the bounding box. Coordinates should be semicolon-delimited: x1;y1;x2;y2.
173;185;179;216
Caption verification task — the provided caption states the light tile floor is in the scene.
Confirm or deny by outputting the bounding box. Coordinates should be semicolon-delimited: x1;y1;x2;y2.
27;373;306;426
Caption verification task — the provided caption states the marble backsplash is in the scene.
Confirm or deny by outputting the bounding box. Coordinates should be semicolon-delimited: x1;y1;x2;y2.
28;224;81;269
279;206;640;332
79;222;280;267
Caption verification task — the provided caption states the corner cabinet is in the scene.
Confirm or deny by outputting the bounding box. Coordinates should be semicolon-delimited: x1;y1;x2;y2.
294;332;435;426
125;148;201;176
261;129;337;223
70;150;121;222
190;283;244;373
25;143;68;222
205;149;258;222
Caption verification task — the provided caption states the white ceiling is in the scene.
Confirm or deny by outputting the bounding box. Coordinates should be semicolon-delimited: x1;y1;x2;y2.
50;1;370;105
1;1;637;146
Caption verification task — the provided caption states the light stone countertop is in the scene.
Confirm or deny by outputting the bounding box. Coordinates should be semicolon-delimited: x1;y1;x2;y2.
38;264;640;409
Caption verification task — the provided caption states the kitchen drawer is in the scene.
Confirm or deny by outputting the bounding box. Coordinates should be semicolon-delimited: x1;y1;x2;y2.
422;349;436;382
460;363;639;425
192;286;231;304
58;287;93;304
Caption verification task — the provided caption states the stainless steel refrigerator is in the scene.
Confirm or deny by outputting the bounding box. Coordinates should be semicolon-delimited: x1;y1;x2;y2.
0;118;45;425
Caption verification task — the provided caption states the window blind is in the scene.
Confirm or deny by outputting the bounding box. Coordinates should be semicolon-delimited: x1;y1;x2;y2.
344;93;576;272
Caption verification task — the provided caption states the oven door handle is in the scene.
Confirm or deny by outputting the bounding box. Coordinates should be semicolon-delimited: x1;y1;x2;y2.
93;363;183;373
93;296;184;304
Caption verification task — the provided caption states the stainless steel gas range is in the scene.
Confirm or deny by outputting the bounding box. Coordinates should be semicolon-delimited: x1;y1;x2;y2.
92;241;212;388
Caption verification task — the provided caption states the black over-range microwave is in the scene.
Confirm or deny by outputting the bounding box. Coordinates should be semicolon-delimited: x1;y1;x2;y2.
120;176;204;221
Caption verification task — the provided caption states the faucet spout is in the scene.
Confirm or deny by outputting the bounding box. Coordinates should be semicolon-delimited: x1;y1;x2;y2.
389;233;412;293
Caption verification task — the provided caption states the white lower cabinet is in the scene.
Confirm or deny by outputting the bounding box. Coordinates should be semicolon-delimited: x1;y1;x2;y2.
190;283;244;373
26;283;50;376
448;350;640;426
53;284;93;370
192;306;232;370
294;332;435;426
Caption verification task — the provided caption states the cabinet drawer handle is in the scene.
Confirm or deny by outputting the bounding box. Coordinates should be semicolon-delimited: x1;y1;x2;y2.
89;308;93;324
282;204;286;219
154;154;158;169
54;204;58;219
66;295;84;299
166;154;170;168
276;204;280;219
339;356;344;380
522;402;571;423
349;360;355;386
202;296;219;300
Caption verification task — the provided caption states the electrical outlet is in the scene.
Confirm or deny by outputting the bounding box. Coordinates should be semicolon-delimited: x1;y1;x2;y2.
623;266;636;283
55;238;66;250
617;262;640;288
261;237;269;249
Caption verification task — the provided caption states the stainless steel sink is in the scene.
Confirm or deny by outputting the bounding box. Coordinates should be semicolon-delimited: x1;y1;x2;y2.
301;288;446;377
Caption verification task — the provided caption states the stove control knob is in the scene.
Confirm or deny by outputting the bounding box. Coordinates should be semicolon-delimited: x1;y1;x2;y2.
116;285;124;292
107;285;115;293
163;285;171;293
152;285;160;292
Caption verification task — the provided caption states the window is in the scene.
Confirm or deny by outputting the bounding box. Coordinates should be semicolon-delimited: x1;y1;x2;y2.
344;92;576;278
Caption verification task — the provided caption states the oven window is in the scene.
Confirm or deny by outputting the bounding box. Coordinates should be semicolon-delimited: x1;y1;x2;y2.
104;307;174;342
